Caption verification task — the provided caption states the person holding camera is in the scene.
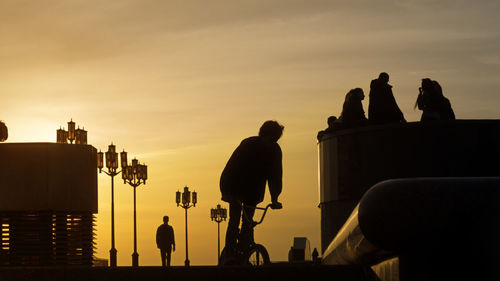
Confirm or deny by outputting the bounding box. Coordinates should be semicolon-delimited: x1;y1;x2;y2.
415;78;455;121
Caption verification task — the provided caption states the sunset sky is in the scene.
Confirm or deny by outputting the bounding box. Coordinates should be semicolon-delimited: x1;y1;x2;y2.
2;0;500;266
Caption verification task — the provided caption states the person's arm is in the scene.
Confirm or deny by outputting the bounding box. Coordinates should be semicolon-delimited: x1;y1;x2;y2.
171;227;175;251
267;144;283;204
156;227;160;248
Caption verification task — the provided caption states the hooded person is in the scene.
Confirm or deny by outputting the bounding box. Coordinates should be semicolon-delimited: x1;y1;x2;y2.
368;72;406;124
339;88;368;128
415;78;455;121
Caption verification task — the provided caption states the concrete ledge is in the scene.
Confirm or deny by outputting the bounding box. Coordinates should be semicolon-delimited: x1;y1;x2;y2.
0;264;369;281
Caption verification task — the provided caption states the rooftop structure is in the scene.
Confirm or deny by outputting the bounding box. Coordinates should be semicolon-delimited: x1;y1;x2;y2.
317;120;500;252
0;143;97;266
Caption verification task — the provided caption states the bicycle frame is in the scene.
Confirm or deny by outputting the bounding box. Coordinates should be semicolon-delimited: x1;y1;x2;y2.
241;202;273;226
219;201;278;266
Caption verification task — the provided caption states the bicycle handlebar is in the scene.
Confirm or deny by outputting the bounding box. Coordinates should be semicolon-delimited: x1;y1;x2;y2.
240;202;282;226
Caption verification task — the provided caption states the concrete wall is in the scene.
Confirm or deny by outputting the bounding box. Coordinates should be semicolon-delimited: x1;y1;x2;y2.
318;120;500;252
0;143;97;213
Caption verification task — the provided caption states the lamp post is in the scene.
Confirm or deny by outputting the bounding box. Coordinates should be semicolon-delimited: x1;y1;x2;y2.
56;119;87;144
210;204;227;262
97;144;127;267
176;186;197;267
123;158;147;267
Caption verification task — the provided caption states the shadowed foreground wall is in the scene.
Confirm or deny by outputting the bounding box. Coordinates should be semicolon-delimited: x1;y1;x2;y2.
318;120;500;252
0;143;97;266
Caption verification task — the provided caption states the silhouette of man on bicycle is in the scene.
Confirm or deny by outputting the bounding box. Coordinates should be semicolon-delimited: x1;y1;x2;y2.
220;120;284;255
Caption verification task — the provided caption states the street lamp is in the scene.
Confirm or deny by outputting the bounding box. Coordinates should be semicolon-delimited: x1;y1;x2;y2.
176;186;197;267
97;143;127;267
56;119;87;144
123;157;148;267
210;204;227;262
56;127;67;143
75;127;87;144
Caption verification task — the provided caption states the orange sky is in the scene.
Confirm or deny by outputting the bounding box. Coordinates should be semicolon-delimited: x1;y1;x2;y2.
2;0;500;266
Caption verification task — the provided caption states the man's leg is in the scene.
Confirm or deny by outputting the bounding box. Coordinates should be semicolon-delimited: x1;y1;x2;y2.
225;202;242;250
166;247;172;267
160;248;167;267
239;205;256;249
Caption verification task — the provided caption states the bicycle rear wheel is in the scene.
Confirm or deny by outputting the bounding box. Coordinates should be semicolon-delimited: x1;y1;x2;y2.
245;244;270;266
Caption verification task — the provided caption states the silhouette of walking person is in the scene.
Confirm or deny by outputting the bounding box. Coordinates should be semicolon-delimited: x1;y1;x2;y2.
156;216;175;267
415;78;455;121
220;120;284;253
339;88;368;128
368;72;406;124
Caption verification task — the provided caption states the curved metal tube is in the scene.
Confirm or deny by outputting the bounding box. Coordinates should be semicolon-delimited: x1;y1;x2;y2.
322;177;500;266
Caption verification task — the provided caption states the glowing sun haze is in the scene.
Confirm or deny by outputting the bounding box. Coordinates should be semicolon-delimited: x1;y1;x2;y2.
2;0;500;265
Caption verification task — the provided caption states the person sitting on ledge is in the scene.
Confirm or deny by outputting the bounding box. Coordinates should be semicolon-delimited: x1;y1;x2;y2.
415;78;455;121
317;88;368;140
368;72;406;125
338;88;368;129
317;116;343;140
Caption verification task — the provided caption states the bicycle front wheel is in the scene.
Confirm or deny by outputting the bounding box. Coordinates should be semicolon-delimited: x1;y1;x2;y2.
245;244;270;266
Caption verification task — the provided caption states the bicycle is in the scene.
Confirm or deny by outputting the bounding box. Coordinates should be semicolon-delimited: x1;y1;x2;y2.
218;201;282;266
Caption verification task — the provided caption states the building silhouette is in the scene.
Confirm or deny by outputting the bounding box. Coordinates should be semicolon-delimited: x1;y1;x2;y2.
317;120;500;280
0;143;97;266
317;120;500;252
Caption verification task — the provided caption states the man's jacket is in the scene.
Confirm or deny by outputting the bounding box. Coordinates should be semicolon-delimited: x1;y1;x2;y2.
220;136;282;205
156;224;175;249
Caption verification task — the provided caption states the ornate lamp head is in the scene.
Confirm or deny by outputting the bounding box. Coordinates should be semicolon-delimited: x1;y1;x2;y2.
57;127;67;143
192;191;197;207
97;150;104;172
176;190;181;206
120;150;128;168
182;186;191;205
67;119;76;143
